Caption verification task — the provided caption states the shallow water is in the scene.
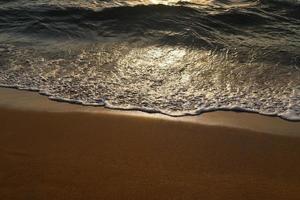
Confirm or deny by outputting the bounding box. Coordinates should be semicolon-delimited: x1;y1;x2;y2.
0;0;299;120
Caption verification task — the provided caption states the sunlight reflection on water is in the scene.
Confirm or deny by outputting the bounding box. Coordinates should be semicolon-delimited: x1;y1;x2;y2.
0;0;299;120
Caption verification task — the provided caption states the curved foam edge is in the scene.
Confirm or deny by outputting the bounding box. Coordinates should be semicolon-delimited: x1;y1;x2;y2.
0;84;299;122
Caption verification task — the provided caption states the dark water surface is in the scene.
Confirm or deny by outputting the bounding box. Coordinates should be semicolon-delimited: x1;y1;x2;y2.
0;0;299;120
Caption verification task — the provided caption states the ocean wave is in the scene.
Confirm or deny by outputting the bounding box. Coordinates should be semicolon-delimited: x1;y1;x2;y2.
0;0;299;121
0;2;298;45
0;41;299;120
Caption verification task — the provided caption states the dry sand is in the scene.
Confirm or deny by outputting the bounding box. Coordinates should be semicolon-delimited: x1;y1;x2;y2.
0;87;300;200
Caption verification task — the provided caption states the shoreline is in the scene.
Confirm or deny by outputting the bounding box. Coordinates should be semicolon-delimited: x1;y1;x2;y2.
0;87;299;136
3;84;299;122
1;87;300;199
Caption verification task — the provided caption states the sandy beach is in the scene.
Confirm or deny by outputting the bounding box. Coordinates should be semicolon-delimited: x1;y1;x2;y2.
1;87;300;200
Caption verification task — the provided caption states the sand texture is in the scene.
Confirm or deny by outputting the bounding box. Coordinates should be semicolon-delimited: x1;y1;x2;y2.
0;88;300;200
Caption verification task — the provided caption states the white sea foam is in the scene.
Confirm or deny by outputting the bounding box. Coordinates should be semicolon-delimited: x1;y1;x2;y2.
0;0;299;121
0;43;299;121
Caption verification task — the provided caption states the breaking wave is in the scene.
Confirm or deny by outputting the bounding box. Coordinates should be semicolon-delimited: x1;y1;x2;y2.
0;0;299;120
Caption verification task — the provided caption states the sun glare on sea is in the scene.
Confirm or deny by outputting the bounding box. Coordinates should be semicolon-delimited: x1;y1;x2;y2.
138;0;213;5
149;0;180;4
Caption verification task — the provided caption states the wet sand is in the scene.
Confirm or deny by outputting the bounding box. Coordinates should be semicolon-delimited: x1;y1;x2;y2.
0;87;300;200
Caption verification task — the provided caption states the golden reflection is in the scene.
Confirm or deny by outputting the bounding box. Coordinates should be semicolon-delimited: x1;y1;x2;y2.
143;47;187;68
124;0;214;6
123;0;258;7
